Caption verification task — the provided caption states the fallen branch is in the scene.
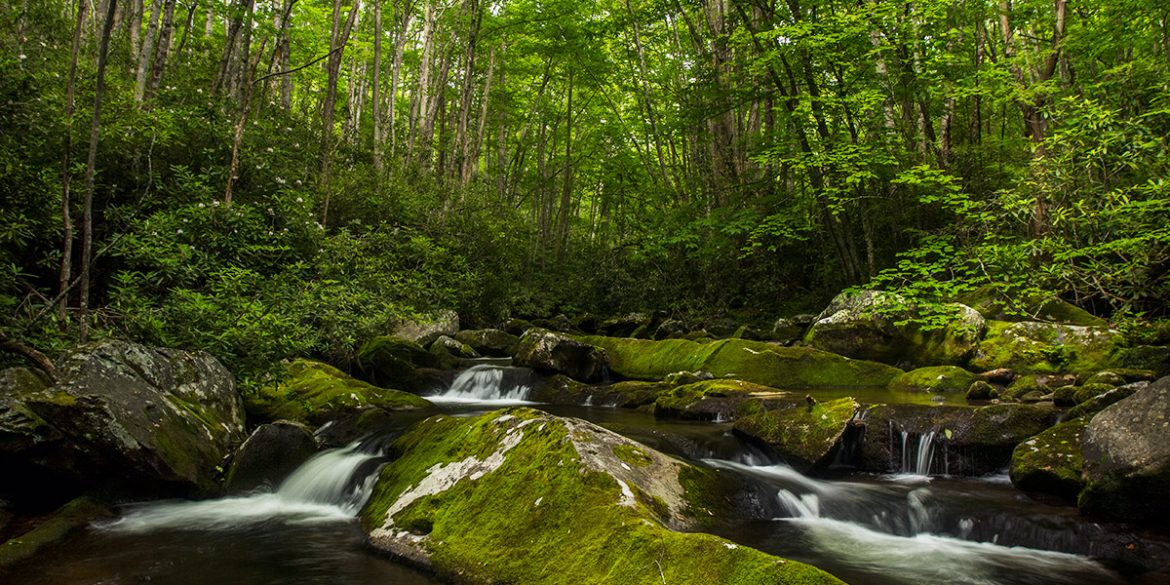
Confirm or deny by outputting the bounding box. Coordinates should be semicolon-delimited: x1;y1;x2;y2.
0;332;58;384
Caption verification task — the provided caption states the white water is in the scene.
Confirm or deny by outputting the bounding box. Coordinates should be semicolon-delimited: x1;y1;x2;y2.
100;443;381;533
426;364;536;406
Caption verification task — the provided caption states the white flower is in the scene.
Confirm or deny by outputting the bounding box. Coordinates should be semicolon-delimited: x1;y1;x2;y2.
212;200;221;207
266;147;274;153
275;177;286;185
295;179;302;186
19;54;27;60
176;228;183;234
198;202;205;208
296;197;303;203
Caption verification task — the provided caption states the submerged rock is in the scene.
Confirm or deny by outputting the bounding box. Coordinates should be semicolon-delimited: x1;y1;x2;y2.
804;290;985;368
224;420;319;493
246;360;434;426
453;328;520;357
360;408;842;585
582;335;901;389
513;328;609;383
0;497;112;570
1080;376;1170;523
734;397;859;472
20;340;245;496
1010;418;1088;500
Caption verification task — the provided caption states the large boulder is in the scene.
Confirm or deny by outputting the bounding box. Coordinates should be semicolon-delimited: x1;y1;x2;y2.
956;285;1107;326
652;379;801;422
360;408;842;585
19;340;245;495
224;420;319;493
856;403;1058;475
733;397;860;472
453;329;520;357
1079;376;1170;522
582;335;902;389
598;312;653;338
390;310;459;346
357;336;440;388
804;290;985;368
970;321;1123;375
1010;418;1087;501
246;359;434;426
513;329;609;383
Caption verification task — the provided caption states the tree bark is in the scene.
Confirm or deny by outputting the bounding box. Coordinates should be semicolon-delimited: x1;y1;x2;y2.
145;0;177;103
79;0;119;343
58;0;89;326
320;0;362;225
135;0;163;102
373;0;384;171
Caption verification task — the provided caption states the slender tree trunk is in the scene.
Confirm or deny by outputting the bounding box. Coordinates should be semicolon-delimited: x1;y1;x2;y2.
129;0;144;60
135;0;163;102
556;68;574;257
59;0;89;325
145;0;177;102
79;0;119;343
388;0;414;157
372;0;384;171
320;0;362;225
466;43;495;184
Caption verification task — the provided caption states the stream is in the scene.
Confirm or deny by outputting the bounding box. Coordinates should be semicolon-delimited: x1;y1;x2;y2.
8;362;1165;585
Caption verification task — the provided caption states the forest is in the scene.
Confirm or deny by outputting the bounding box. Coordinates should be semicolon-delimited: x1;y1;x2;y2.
2;0;1170;584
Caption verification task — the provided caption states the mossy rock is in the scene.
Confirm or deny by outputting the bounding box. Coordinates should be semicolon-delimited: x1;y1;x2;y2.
970;321;1123;375
889;366;976;393
360;408;842;585
956;285;1106;326
0;497;112;569
1052;385;1079;407
514;329;609;383
1071;383;1116;405
804;290;985;368
1002;375;1045;401
1110;346;1170;375
1066;384;1141;421
1010;418;1088;500
582;335;902;389
453;329;520;357
965;380;999;401
247;359;433;425
357;336;440;388
653;380;792;422
733;397;859;472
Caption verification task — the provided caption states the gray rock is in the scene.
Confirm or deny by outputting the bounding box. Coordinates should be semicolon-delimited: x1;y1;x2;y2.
512;328;609;383
392;310;459;346
1080;376;1170;522
225;421;319;493
429;336;479;359
22;340;245;495
453;329;519;357
599;313;652;338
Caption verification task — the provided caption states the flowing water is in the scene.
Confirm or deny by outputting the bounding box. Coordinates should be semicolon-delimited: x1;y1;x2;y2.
8;364;1167;584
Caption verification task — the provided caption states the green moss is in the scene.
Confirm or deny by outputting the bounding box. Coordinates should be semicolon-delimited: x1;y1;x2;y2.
888;366;976;393
0;498;112;569
357;336;439;386
1009;419;1087;500
361;409;841;585
1072;383;1115;405
958;286;1106;326
582;336;901;389
971;321;1122;375
1002;375;1044;401
733;398;858;470
1052;385;1078;406
1067;385;1138;421
965;380;999;401
613;444;653;468
246;359;432;425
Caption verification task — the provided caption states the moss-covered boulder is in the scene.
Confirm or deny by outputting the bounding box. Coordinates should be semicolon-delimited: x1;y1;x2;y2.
965;380;999;401
804;290;985;368
956;286;1106;326
429;335;478;359
1010;419;1088;500
970;321;1123;375
1071;382;1117;405
1080;376;1170;522
889;366;977;393
224;420;319;493
599;313;654;338
357;336;440;387
360;408;842;585
19;340;245;496
453;329;520;357
1052;385;1079;407
1066;383;1142;421
857;403;1058;475
1085;371;1126;386
582;335;901;389
247;360;433;426
653;380;796;422
733;398;859;472
513;328;609;382
0;497;112;570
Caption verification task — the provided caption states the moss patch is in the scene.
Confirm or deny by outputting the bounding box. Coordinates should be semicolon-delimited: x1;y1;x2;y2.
733;398;858;471
889;366;976;393
361;409;841;585
0;498;112;569
613;444;654;468
957;286;1106;326
1009;419;1087;500
247;359;433;425
971;321;1122;375
583;336;901;389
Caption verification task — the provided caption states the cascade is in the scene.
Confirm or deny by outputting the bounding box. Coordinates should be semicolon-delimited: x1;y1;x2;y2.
427;364;534;404
100;442;383;533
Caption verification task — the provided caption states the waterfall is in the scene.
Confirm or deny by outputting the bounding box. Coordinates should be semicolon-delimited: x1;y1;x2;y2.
778;489;820;518
898;430;942;476
100;442;383;533
426;364;535;405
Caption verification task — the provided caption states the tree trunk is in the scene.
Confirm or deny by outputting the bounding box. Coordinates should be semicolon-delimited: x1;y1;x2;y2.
79;0;119;343
320;0;362;226
135;0;163;102
59;0;89;326
388;0;414;157
372;0;383;171
466;42;495;185
145;0;177;103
